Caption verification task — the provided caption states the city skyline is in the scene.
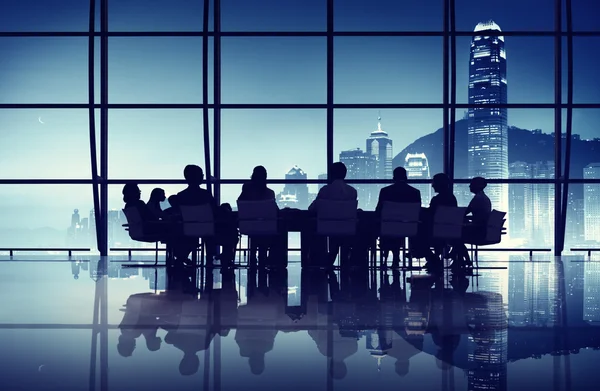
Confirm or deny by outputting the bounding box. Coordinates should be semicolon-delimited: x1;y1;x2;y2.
1;2;600;251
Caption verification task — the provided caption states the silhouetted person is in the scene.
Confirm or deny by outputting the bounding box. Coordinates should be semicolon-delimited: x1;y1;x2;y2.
423;173;458;273
123;183;157;222
375;167;421;212
238;165;276;201
429;173;458;212
309;162;357;267
238;166;278;267
175;165;218;264
453;176;492;269
465;176;491;226
147;188;166;220
376;167;421;267
309;162;357;211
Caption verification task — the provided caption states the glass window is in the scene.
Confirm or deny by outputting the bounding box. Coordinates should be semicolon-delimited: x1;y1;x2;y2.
109;0;209;32
573;38;600;104
108;109;213;179
0;109;95;179
221;0;326;31
0;38;88;104
455;36;554;104
220;109;326;181
562;109;600;179
572;0;600;31
334;0;442;31
455;0;554;31
0;185;99;250
221;38;326;104
0;0;90;32
334;37;443;104
108;38;210;104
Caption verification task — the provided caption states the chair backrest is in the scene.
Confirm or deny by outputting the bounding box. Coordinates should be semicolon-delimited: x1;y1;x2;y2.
485;209;507;242
432;206;467;240
122;207;145;241
316;199;358;236
180;204;215;237
237;199;279;236
380;202;421;238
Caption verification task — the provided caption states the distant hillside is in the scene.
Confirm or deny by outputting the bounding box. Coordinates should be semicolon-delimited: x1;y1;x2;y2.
394;118;600;182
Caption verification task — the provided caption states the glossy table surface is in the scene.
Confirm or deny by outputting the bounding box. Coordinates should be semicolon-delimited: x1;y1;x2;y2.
1;253;599;391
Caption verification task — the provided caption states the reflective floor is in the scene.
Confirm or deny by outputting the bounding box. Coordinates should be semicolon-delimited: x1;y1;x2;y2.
1;254;599;391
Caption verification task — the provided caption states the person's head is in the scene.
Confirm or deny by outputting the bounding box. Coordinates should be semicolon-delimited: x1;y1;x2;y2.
432;173;451;194
183;164;204;186
220;202;232;213
250;165;268;186
167;194;179;208
179;353;200;376
395;360;410;377
149;188;166;203
117;335;136;357
331;162;347;181
469;176;487;194
393;167;408;183
330;360;348;380
122;183;141;204
249;354;265;375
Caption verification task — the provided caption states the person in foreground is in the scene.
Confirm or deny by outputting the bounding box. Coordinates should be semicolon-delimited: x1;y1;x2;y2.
309;162;357;267
376;167;421;268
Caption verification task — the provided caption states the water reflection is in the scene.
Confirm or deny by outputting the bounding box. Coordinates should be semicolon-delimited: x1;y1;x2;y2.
1;256;599;390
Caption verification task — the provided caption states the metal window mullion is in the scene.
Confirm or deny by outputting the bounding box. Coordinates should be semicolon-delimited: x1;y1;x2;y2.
88;0;102;254
202;0;212;197
213;0;222;204
99;0;109;257
553;0;563;256
449;0;457;182
326;0;334;179
442;0;450;178
560;0;575;251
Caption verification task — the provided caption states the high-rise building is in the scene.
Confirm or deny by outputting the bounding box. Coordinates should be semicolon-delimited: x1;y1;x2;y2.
366;115;393;181
278;166;309;209
404;153;431;207
508;162;532;242
317;173;328;192
584;163;600;242
340;148;376;209
566;193;585;245
467;21;508;216
584;261;600;323
531;161;555;246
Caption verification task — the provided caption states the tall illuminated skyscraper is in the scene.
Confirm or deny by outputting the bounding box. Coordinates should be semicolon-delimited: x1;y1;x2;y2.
340;148;376;209
366;115;393;181
404;153;431;207
467;20;508;214
584;163;600;242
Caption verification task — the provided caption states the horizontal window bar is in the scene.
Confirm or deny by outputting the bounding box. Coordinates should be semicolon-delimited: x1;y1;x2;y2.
3;103;600;109
1;31;599;38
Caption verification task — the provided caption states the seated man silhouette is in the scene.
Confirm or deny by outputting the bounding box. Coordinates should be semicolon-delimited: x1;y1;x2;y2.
309;162;358;267
375;167;421;268
147;188;167;220
422;173;458;273
175;165;218;266
238;166;278;268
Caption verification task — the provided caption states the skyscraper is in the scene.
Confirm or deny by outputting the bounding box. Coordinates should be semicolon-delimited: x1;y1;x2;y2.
279;166;309;209
404;153;431;207
584;163;600;243
340;148;376;209
366;115;393;181
508;161;532;243
467;21;508;215
531;161;554;246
